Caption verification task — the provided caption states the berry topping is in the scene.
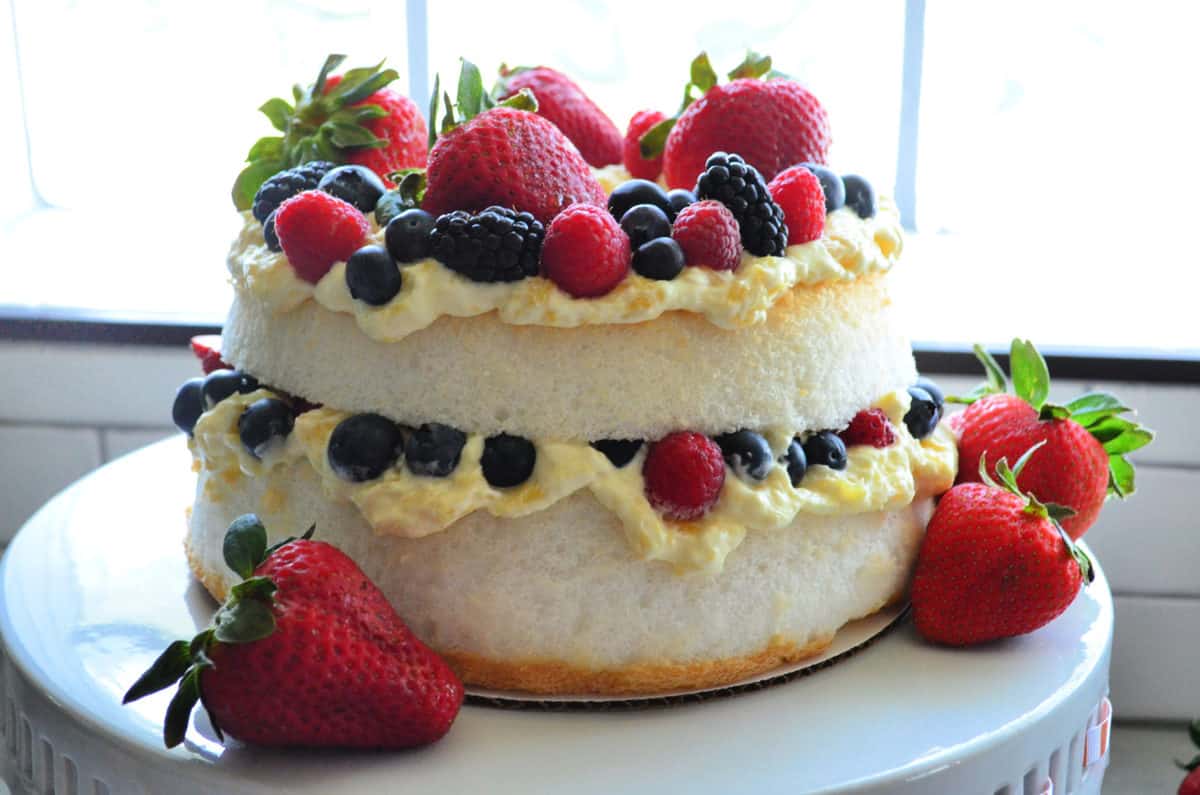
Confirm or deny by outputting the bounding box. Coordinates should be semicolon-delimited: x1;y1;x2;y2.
842;174;877;219
404;423;467;478
803;431;847;470
591;439;643;468
481;434;537;488
619;204;672;248
317;164;386;214
670;199;742;270
904;386;942;440
632;238;685;281
496;66;622;168
201;369;259;409
838;408;897;448
274;190;370;284
643;431;725;521
715;430;773;481
430;206;544;283
345;245;402;306
915;376;945;407
327;413;404;482
541;203;631;298
666;188;697;219
263;211;282;252
250;161;336;223
385;208;436;263
607;179;672;221
238;398;296;459
799;163;845;213
767;165;826;245
623;109;667;180
190;335;229;375
172;377;205;436
782;438;807;487
695;152;788;257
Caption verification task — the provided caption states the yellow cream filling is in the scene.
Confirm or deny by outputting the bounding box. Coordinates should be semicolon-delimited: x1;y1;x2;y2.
228;197;902;343
190;389;956;575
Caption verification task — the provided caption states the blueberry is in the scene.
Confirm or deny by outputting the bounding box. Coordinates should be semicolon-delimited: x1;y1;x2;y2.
666;189;696;219
172;377;205;435
715;430;773;481
385;208;436;263
317;165;386;214
608;179;672;221
782;438;807;487
237;398;295;459
591;439;642;468
263;210;282;252
201;369;259;409
842;174;877;219
904;387;942;440
404;423;467;477
346;245;402;306
620;204;672;248
914;376;945;407
481;434;537;488
799;163;846;213
327;413;404;482
803;431;847;470
633;237;685;281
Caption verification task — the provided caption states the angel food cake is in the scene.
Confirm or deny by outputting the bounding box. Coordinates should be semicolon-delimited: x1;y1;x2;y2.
173;54;957;695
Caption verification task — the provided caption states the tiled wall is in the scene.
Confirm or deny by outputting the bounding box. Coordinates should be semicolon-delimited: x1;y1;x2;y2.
1;341;1197;720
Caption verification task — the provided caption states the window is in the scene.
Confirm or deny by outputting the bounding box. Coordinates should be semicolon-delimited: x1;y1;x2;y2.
2;0;1195;355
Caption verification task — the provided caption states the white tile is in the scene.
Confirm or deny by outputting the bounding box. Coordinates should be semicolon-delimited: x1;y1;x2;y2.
1111;596;1200;721
0;425;101;542
1087;466;1200;597
0;341;197;427
102;428;175;462
1090;381;1200;467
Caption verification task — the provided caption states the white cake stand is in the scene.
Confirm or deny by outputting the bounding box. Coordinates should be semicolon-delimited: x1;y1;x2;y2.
1;439;1112;795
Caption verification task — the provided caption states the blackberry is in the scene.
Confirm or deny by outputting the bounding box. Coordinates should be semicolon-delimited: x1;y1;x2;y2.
251;161;336;223
695;153;788;256
429;206;544;283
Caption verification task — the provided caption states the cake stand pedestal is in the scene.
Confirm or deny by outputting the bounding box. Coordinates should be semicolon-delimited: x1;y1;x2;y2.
1;439;1112;795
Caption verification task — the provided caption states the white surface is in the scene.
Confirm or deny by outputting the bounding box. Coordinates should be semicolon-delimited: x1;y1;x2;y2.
0;438;1113;794
0;425;100;545
1110;596;1200;721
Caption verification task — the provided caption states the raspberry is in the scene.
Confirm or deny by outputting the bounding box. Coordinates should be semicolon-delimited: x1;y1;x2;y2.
540;204;631;298
767;165;826;245
695;152;787;256
671;200;741;271
623;110;666;181
643;431;726;521
838;408;896;448
274;190;370;284
190;334;230;375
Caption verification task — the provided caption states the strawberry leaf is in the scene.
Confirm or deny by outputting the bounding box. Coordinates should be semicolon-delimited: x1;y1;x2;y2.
691;52;719;92
231;158;285;211
230;576;277;602
1178;753;1200;772
1064;392;1130;427
1009;338;1050;411
427;72;441;149
122;640;192;704
223;514;267;579
311;54;347;99
213;598;276;644
946;344;1007;404
496;88;537;113
1103;428;1154;456
727;51;773;80
263;523;316;559
376;169;427;225
1088;415;1138;444
1108;455;1135;498
640;117;677;159
457;59;485;120
246;136;284;162
163;668;201;749
258;99;293;133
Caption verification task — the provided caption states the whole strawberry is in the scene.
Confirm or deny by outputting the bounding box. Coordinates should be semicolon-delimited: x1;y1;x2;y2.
124;516;463;749
496;65;622;168
623;109;667;180
422;62;606;224
951;340;1153;539
912;447;1093;646
232;55;427;209
638;52;830;191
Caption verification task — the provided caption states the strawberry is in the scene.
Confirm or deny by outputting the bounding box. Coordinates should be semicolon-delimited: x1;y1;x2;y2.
838;408;896;448
232;55;427;210
274;190;369;284
1182;769;1200;795
912;447;1093;646
125;515;463;749
950;340;1153;539
190;335;230;375
623;109;667;180
422;62;606;225
1177;719;1200;794
768;165;826;245
671;200;741;271
541;204;631;297
643;431;726;521
496;65;622;168
637;52;830;191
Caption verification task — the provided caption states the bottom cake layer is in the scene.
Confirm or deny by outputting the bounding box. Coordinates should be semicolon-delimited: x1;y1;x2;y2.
186;461;932;695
